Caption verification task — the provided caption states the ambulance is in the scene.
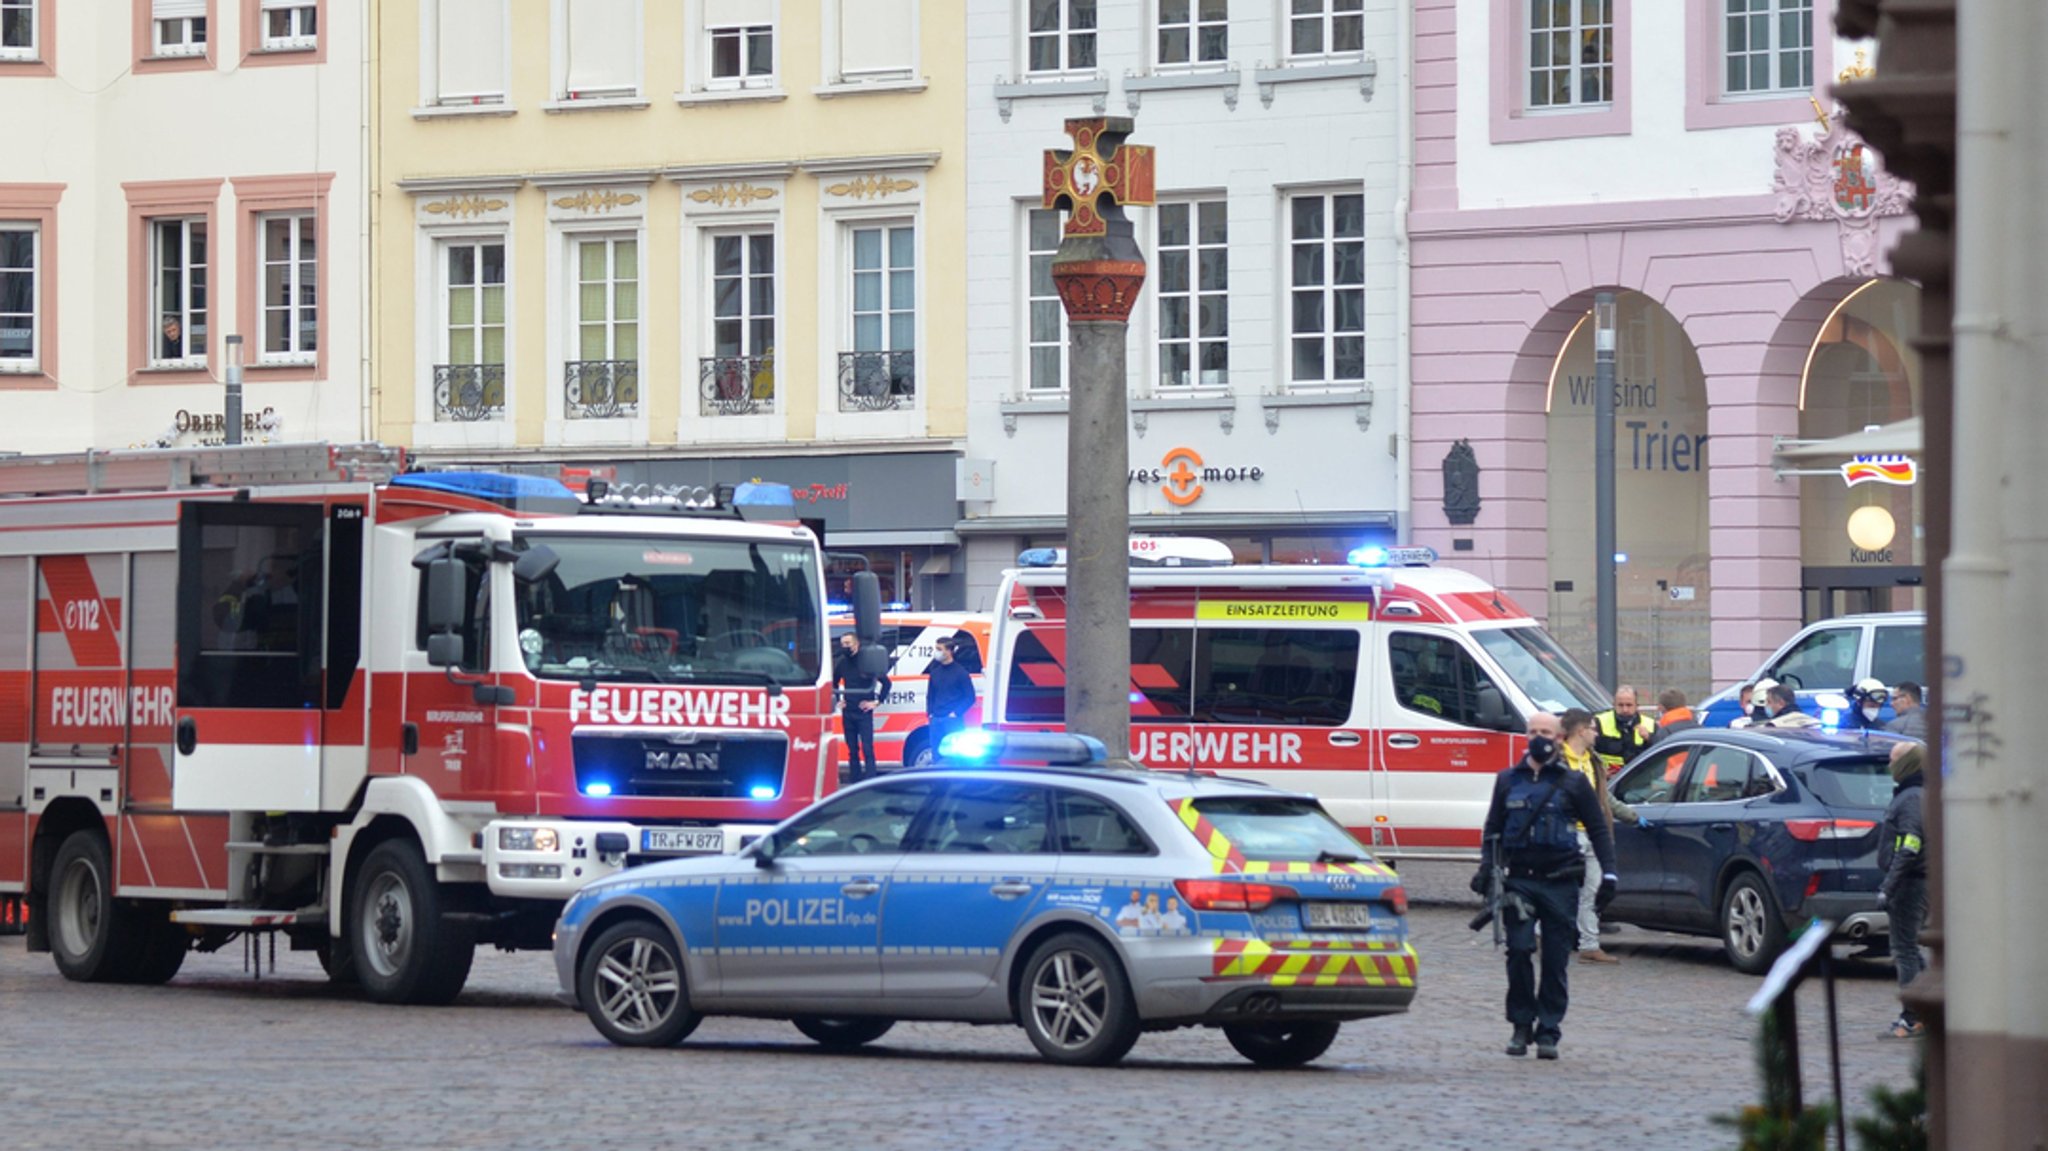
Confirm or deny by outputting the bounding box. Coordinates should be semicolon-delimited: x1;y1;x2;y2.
984;541;1612;858
828;611;993;767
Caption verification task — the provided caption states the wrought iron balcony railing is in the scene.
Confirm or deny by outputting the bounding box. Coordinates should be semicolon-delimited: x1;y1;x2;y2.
837;349;916;412
564;359;639;420
700;353;776;416
433;363;506;422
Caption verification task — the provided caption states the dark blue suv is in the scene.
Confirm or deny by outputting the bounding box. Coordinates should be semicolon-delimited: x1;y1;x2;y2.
1602;727;1907;973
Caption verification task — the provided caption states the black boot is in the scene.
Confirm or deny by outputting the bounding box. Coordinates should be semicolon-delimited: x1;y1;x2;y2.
1506;1024;1531;1057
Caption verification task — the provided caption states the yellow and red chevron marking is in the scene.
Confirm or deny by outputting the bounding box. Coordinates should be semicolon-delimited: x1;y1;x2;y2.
1240;859;1397;881
1248;937;1406;952
1209;939;1418;988
1171;797;1248;873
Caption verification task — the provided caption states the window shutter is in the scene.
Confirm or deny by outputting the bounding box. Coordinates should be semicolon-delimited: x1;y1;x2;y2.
704;0;774;28
438;0;506;101
566;0;638;95
840;0;913;76
259;0;301;10
153;0;208;19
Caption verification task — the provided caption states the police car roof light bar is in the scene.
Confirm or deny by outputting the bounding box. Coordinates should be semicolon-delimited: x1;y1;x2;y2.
935;730;1109;768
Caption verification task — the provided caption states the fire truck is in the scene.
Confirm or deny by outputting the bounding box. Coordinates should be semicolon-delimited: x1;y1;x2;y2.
985;541;1613;858
0;443;872;1003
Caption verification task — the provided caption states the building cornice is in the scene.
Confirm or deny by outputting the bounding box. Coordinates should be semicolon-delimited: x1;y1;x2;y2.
797;152;941;176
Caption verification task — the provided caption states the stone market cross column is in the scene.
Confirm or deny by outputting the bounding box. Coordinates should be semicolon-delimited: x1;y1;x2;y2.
1043;116;1154;758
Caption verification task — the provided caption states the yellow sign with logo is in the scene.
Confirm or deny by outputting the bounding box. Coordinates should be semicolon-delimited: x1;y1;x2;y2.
1195;601;1372;622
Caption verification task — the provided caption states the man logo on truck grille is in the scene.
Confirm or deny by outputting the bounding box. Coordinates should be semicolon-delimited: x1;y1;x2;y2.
646;749;721;772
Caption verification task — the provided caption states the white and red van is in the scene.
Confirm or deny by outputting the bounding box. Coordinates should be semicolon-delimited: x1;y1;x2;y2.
828;611;993;767
985;544;1612;859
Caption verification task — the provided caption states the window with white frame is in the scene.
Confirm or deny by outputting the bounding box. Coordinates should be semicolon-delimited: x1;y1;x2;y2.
260;213;316;361
709;24;772;84
1026;0;1096;75
438;240;506;420
836;0;913;80
575;236;638;363
0;225;36;369
702;230;773;412
260;0;317;50
1157;201;1226;389
1287;0;1361;61
432;0;506;103
1;0;37;59
1724;0;1811;94
1288;192;1364;387
843;222;915;409
1158;0;1226;68
152;0;208;56
564;0;639;98
1025;208;1067;392
150;218;208;367
1528;0;1613;108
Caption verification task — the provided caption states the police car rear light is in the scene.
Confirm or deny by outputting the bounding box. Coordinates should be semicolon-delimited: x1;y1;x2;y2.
1784;818;1876;841
1383;886;1409;916
1174;879;1299;912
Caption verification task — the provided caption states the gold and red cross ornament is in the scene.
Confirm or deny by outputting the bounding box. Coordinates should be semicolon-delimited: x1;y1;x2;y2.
1043;117;1155;324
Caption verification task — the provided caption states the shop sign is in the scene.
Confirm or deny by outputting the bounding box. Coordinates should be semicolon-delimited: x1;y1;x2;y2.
1128;445;1264;508
1840;454;1916;487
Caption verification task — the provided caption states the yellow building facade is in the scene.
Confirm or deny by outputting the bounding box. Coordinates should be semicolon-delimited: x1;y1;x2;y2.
371;1;967;605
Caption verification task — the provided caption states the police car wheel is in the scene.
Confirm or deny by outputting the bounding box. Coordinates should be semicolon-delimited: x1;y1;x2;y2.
1720;872;1789;975
580;918;701;1048
1223;1021;1343;1068
1019;932;1140;1067
792;1017;896;1049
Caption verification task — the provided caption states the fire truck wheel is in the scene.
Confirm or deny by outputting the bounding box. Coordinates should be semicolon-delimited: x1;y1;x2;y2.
124;910;190;985
579;918;702;1047
792;1017;896;1049
350;840;475;1005
48;830;142;983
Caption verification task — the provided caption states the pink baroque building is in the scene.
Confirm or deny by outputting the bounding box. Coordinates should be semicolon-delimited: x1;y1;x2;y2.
1407;0;1921;700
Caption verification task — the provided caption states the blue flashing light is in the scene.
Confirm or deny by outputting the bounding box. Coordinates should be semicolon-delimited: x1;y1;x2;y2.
731;480;794;507
826;602;852;614
1348;545;1390;567
886;600;912;611
390;471;583;514
1614;552;1630;565
936;729;1107;767
1017;547;1064;568
1820;708;1842;730
1348;545;1437;568
583;781;613;798
1129;691;1145;704
940;728;999;763
748;785;778;800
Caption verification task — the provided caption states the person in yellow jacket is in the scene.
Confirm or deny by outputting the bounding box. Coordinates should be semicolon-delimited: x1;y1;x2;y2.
1592;685;1658;775
1561;708;1638;964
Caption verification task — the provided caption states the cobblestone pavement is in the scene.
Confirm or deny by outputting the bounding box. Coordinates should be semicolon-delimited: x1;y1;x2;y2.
0;863;1917;1151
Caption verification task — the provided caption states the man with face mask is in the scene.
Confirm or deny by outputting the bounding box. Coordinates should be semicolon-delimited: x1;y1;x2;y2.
1471;712;1619;1060
1847;678;1890;731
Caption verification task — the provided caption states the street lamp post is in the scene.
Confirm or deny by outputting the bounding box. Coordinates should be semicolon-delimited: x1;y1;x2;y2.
224;334;244;447
1042;118;1155;758
1593;292;1619;690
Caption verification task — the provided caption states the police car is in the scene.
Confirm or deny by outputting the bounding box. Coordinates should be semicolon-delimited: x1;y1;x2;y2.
551;732;1417;1067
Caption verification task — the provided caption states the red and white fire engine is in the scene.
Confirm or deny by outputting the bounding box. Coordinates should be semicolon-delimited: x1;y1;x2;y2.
985;541;1613;858
0;443;867;1003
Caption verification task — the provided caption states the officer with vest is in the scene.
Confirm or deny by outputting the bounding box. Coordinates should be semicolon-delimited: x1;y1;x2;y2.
1592;685;1657;775
1878;741;1928;1039
1472;712;1619;1060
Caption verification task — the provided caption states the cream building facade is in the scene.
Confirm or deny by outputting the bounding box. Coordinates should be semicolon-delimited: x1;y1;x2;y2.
372;1;970;607
0;0;366;452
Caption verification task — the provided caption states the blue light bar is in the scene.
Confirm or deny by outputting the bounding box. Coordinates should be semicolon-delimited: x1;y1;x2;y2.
1349;545;1437;568
732;481;793;506
390;471;583;514
936;729;1108;767
583;781;613;798
1018;547;1063;568
749;785;778;800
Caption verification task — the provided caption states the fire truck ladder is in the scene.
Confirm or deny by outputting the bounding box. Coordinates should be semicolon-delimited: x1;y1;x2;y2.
0;441;407;499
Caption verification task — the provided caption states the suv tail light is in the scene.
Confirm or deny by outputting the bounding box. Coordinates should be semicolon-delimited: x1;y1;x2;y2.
1383;886;1409;916
1174;878;1299;912
1784;818;1877;842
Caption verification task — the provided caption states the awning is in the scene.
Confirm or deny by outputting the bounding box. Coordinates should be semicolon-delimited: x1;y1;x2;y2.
1773;417;1922;462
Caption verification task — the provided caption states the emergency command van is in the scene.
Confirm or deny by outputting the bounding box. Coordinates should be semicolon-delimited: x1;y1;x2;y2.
986;542;1612;858
0;443;874;1004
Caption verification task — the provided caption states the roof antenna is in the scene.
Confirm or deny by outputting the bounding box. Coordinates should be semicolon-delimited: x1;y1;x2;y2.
1481;542;1506;614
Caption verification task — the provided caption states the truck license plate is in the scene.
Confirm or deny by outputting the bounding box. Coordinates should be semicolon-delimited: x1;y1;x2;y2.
1303;902;1375;930
642;828;725;854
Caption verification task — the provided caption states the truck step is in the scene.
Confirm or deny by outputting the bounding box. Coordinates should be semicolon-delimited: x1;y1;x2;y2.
170;907;323;929
224;841;331;856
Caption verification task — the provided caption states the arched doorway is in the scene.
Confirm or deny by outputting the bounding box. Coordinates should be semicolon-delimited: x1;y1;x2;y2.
1545;291;1713;702
1797;278;1923;620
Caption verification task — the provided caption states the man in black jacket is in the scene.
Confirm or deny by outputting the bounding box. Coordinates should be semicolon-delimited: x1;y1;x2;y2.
1878;741;1928;1039
1473;712;1619;1060
923;638;976;762
834;633;891;784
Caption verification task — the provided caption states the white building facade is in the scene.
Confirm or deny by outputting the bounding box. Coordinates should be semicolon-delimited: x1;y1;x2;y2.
960;0;1410;604
0;0;365;453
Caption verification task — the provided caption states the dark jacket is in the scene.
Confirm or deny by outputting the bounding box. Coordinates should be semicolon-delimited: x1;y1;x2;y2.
1878;772;1926;896
925;658;975;720
833;646;891;711
1480;755;1617;877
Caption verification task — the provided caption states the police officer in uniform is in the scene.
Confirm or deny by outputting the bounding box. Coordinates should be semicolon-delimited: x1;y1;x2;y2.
1473;712;1619;1060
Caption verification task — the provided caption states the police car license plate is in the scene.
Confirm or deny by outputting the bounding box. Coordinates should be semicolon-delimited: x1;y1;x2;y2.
1303;902;1375;930
642;828;725;854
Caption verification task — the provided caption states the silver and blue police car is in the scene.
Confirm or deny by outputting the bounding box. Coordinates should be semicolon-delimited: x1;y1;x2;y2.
552;732;1417;1067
